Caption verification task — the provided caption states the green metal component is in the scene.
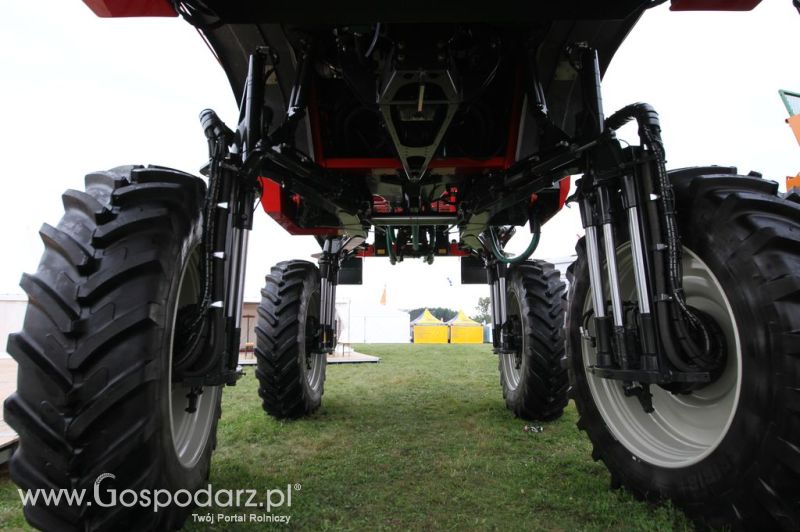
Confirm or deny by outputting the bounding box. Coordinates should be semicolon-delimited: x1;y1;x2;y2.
489;224;540;264
779;89;800;117
385;226;397;264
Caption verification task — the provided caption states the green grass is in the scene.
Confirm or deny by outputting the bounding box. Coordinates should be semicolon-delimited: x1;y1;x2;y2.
0;344;693;530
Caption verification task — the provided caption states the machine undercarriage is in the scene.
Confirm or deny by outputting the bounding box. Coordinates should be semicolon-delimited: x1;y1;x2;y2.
182;17;726;406
6;1;800;530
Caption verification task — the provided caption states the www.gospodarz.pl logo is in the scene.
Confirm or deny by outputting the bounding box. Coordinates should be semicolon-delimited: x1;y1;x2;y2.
17;473;298;517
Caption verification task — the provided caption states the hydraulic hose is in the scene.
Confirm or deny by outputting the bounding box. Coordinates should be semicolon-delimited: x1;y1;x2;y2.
385;227;397;264
488;220;540;264
605;103;715;371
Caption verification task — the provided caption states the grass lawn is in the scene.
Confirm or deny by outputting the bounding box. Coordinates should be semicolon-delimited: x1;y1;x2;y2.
0;344;693;531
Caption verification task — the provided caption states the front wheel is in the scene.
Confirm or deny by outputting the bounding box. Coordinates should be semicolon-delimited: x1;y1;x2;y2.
499;260;568;421
566;168;800;529
4;166;222;530
255;260;327;419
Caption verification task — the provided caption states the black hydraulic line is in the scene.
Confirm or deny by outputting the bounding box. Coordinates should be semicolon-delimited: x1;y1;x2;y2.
173;109;231;374
174;109;238;383
606;103;715;371
365;22;381;57
197;109;233;317
636;159;695;373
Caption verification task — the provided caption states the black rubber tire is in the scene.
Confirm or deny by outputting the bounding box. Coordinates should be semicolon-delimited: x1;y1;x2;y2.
499;260;568;421
255;260;326;419
3;165;222;530
566;167;800;530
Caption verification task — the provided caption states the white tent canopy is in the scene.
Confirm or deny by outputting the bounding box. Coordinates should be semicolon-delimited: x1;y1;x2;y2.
336;300;410;344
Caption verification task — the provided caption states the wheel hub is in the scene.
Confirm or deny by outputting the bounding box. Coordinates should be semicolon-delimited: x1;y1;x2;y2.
499;293;524;391
582;244;741;468
168;247;221;469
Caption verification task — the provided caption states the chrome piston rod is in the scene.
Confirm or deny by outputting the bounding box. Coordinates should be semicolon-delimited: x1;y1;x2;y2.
320;278;329;326
490;281;499;327
602;223;625;328
328;282;336;327
627;206;652;315
585;226;606;319
498;277;507;325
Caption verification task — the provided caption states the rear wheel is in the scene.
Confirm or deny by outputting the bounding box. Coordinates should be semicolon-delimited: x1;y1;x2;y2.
255;260;326;419
566;168;800;529
499;260;568;421
4;165;222;530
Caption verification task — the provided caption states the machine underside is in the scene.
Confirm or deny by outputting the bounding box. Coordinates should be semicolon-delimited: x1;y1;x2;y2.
184;8;648;253
151;0;735;391
9;1;799;530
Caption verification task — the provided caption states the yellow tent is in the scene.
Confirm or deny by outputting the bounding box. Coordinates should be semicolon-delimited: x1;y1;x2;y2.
411;309;448;344
447;310;484;344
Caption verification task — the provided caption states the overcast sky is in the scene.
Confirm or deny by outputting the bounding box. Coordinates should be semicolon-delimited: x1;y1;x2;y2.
0;1;797;314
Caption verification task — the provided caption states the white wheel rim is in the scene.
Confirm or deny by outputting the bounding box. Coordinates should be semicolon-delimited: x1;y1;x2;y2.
168;247;221;469
499;290;523;390
303;290;325;391
582;244;741;468
306;353;324;389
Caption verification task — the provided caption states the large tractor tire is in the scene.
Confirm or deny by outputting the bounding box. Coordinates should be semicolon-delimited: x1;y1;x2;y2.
499;260;568;421
4;166;222;530
566;168;800;529
255;260;327;419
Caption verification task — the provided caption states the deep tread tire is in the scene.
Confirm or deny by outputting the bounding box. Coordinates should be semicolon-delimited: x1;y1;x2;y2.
566;168;800;530
255;260;326;419
499;260;568;421
4;165;221;531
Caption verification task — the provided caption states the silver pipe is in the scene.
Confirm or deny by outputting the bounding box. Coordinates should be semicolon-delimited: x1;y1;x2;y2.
602;223;624;328
627;207;652;314
320;278;329;325
585;226;606;318
329;283;337;326
327;281;332;326
490;282;499;327
498;277;507;325
233;229;249;328
324;281;331;326
371;215;458;226
225;225;241;320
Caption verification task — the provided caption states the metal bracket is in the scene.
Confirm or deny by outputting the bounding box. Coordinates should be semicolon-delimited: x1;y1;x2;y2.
317;239;341;354
378;68;460;181
487;261;508;352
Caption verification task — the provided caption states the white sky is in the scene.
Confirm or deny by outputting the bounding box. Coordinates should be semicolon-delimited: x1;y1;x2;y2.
0;1;797;315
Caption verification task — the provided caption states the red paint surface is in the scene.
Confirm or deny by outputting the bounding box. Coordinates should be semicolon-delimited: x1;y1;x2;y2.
558;176;571;209
82;0;176;17
259;178;340;236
